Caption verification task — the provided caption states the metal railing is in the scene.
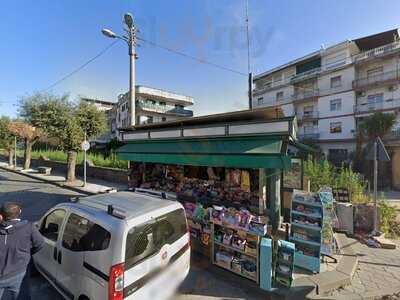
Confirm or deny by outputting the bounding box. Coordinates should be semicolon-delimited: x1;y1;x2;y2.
290;67;321;83
354;41;400;63
353;69;400;90
298;132;320;140
137;101;193;116
297;111;319;120
354;98;400;113
292;89;319;102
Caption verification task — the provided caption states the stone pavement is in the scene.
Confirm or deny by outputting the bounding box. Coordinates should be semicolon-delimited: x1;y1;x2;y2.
330;238;400;299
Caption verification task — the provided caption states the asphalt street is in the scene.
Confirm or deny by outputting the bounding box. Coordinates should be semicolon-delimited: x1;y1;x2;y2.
0;169;268;300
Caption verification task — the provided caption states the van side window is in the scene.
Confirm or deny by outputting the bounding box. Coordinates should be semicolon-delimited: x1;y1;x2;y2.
62;213;111;252
40;209;66;242
125;209;187;270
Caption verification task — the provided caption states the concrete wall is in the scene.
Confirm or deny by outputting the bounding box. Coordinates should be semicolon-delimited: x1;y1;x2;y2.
1;155;129;184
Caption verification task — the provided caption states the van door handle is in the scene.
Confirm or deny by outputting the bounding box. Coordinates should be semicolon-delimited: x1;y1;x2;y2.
57;251;62;264
53;248;57;261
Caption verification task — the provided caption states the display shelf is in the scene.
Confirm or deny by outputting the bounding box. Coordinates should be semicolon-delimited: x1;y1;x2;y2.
211;223;260;284
214;261;257;282
292;198;322;208
291;222;322;231
290;190;323;273
294;251;320;273
291;210;322;219
274;240;295;288
290;236;321;247
213;222;263;237
214;241;257;258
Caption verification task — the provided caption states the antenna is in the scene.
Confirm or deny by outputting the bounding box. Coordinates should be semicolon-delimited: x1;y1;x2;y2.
245;0;253;109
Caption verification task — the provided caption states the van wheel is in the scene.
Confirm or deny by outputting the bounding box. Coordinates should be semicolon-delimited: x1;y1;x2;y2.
78;295;90;300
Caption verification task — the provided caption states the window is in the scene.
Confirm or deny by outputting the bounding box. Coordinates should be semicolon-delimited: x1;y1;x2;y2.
62;213;111;252
330;76;342;88
330;122;342;133
125;209;187;270
303;105;314;117
257;97;263;105
367;66;383;78
330;99;342;111
366;93;384;110
40;209;66;242
159;102;166;106
276;91;284;102
175;104;184;110
147;116;153;124
162;117;167;122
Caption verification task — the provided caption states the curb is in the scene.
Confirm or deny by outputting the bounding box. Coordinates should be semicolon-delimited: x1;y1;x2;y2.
0;165;95;196
284;233;359;299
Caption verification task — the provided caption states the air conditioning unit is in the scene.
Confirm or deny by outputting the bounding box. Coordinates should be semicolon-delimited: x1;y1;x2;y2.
388;85;397;92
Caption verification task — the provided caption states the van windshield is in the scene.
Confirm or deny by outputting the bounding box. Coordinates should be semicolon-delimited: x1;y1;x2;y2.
125;208;187;270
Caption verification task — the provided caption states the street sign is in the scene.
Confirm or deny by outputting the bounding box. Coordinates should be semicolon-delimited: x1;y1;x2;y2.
366;137;390;162
81;141;90;152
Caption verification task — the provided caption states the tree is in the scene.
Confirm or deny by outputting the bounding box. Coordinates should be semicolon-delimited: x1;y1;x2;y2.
19;93;106;182
8;121;42;170
0;116;15;166
360;112;396;140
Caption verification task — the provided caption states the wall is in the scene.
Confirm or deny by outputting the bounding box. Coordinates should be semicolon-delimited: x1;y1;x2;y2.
15;157;129;184
318;66;355;95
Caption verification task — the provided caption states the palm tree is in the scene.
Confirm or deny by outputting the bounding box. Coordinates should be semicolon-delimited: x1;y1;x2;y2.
360;112;396;140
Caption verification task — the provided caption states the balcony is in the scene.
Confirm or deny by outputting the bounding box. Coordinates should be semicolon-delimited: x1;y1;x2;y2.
353;41;400;64
354;98;400;114
290;67;321;84
137;101;193;117
385;128;400;140
298;132;320;140
297;111;319;121
353;69;400;90
292;89;319;102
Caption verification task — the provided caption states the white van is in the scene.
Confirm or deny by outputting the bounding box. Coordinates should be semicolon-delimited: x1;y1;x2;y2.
33;190;190;300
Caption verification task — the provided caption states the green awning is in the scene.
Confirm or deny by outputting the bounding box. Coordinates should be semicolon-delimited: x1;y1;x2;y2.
117;136;291;169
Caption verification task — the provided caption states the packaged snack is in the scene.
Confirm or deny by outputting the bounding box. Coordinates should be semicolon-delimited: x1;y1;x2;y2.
231;235;246;251
223;232;233;245
248;220;268;236
211;206;224;225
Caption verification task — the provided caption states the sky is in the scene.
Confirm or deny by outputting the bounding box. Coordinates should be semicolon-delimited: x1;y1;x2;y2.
1;0;400;118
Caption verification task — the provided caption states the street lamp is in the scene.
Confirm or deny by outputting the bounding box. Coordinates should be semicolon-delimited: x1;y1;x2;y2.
102;13;138;127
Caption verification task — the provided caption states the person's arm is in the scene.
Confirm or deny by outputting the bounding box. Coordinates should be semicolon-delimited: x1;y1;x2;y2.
31;223;45;254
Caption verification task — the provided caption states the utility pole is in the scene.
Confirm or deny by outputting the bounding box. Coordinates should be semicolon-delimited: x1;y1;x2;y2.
373;138;378;234
245;0;253;109
102;13;138;127
14;136;17;169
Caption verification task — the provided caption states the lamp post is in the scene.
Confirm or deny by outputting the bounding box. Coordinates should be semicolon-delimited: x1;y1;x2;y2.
102;13;138;127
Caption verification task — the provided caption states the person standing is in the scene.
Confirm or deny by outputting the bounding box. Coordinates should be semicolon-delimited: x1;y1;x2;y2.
0;202;44;300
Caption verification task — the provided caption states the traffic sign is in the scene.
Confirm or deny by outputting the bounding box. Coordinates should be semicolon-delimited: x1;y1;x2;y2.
366;137;390;161
81;140;90;151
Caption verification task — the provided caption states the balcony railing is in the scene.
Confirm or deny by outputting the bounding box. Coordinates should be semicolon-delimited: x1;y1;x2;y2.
352;69;400;90
385;128;400;139
354;98;400;114
354;41;400;63
298;132;320;140
292;89;319;102
137;101;193;117
297;111;319;120
290;67;321;84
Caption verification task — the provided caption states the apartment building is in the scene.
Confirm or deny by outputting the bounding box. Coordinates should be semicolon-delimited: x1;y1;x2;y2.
253;29;400;167
116;85;194;129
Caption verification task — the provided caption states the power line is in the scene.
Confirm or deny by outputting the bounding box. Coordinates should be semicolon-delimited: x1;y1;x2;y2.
42;40;119;92
137;37;248;77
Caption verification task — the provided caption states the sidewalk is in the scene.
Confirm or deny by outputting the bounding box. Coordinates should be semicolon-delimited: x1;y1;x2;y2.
0;162;126;195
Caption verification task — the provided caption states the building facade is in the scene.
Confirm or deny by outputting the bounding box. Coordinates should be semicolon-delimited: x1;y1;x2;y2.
116;85;194;130
253;29;400;167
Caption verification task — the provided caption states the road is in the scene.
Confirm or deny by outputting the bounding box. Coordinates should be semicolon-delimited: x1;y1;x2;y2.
0;168;267;300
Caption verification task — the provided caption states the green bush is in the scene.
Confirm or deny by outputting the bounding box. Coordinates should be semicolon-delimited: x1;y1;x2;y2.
29;150;128;169
379;200;400;239
304;160;334;192
304;159;368;203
